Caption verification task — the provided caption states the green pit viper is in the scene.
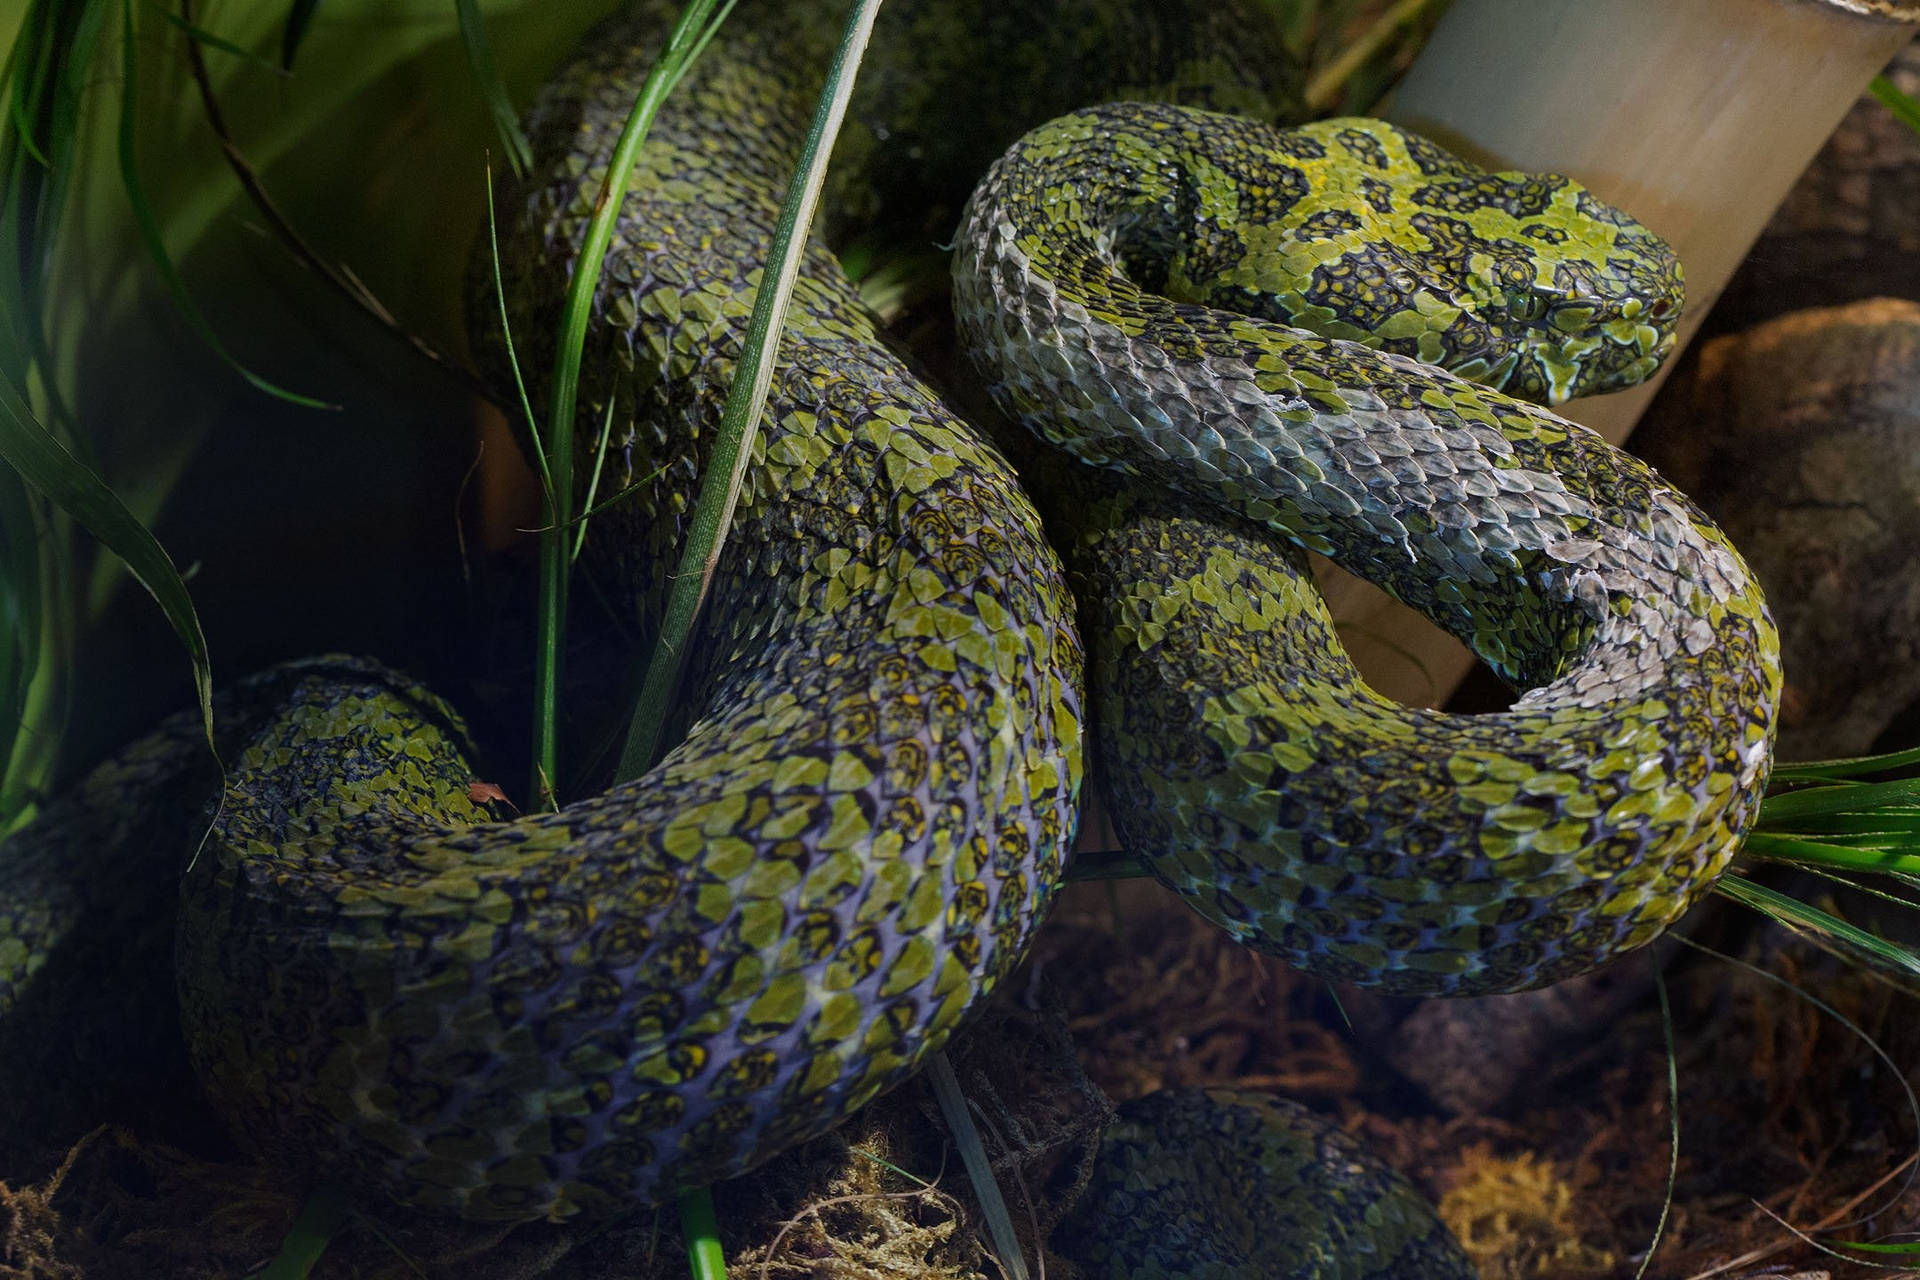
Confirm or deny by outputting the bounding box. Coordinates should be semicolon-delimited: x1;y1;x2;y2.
0;0;1780;1273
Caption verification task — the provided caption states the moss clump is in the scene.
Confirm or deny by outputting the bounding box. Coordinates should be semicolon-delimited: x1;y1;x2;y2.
1438;1144;1616;1279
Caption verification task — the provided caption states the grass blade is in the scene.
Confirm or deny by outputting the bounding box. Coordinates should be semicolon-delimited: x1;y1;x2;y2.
1632;958;1679;1280
1871;73;1920;137
259;1186;349;1280
178;0;492;402
524;0;734;808
1759;776;1920;824
279;0;321;70
156;8;286;69
453;0;532;180
1771;744;1920;783
927;1053;1029;1280
1064;846;1148;881
1715;873;1920;984
0;370;213;751
116;0;333;410
1741;832;1920;878
616;0;885;779
1301;0;1448;111
677;1187;727;1280
0;462;45;832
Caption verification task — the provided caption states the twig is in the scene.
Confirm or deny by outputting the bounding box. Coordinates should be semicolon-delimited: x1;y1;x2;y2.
1683;1152;1919;1279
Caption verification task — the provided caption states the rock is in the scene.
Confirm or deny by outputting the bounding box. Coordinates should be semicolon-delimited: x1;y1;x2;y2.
1634;297;1920;760
1340;953;1658;1116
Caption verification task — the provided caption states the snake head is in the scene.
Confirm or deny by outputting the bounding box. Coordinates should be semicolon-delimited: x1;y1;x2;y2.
1457;176;1685;406
1249;119;1684;408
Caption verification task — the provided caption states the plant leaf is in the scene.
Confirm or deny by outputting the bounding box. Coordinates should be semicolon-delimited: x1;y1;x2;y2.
454;0;533;180
928;1052;1029;1280
259;1186;349;1280
616;0;879;780
1871;73;1920;138
116;0;334;410
677;1187;728;1280
280;0;322;70
0;371;213;751
1716;873;1920;984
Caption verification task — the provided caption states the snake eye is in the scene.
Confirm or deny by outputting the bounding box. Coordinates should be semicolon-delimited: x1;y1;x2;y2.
1506;289;1547;321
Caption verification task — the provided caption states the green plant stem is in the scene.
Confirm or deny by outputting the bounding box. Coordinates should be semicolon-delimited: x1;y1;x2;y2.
927;1053;1028;1280
528;0;731;809
615;0;885;781
677;1187;727;1280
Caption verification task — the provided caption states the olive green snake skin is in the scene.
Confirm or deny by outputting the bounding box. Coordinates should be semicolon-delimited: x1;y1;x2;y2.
0;0;1781;1273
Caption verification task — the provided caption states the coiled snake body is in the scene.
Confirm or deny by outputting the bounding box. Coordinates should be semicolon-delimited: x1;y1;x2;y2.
0;0;1779;1271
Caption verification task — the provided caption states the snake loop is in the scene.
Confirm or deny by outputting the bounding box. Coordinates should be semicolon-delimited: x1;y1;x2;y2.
953;104;1780;996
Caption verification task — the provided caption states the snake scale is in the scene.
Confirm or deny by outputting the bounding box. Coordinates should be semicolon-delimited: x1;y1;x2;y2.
0;0;1781;1273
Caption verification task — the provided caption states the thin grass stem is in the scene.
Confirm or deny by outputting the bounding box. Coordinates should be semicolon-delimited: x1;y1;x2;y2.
1632;957;1679;1279
527;0;732;807
678;1187;728;1280
615;0;884;779
927;1053;1029;1280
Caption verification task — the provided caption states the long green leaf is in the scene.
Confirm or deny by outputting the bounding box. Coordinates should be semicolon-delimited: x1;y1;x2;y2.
157;8;285;69
1870;73;1920;137
677;1188;727;1280
617;0;884;779
0;460;43;829
0;370;213;749
1832;1239;1920;1257
1743;833;1920;875
453;0;532;180
526;0;735;808
259;1186;349;1280
1771;743;1920;783
1760;776;1920;824
279;0;321;70
928;1053;1029;1280
1715;874;1920;984
116;0;332;409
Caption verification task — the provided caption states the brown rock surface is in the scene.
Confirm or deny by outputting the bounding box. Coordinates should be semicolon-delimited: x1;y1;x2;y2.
1635;296;1920;760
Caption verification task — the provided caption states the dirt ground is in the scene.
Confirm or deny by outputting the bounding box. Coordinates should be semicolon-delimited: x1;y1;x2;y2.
3;870;1917;1279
